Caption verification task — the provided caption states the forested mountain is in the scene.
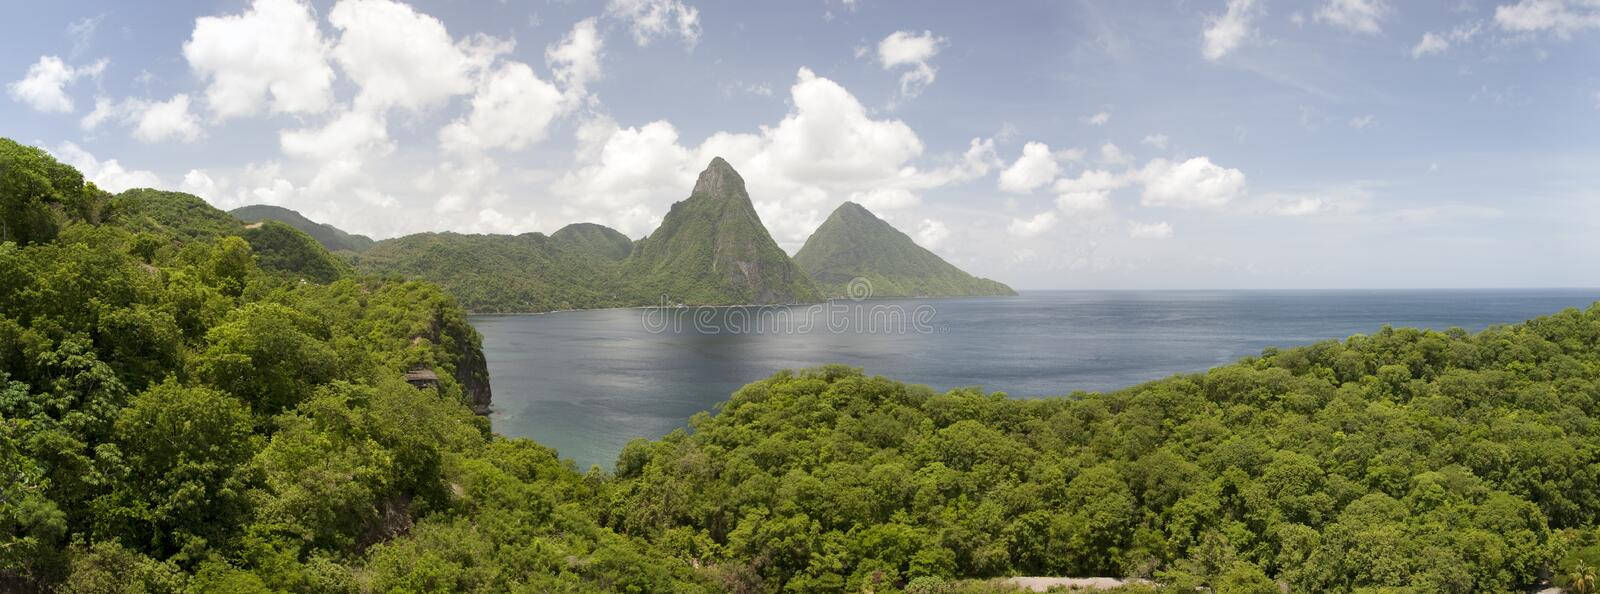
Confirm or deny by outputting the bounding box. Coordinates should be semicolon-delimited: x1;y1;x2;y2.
795;201;1016;298
626;157;820;305
229;204;375;253
352;231;632;313
551;222;634;262
351;158;821;312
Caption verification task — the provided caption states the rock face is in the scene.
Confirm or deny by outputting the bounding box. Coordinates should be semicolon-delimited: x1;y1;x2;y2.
625;158;821;305
794;201;1017;298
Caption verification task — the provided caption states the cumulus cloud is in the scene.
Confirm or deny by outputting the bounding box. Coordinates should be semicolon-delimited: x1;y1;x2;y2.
1128;221;1174;239
438;61;565;153
915;218;949;249
1141;134;1170;149
1495;0;1600;36
1083;111;1110;126
1099;143;1132;166
7;55;106;113
876;30;945;99
1203;0;1261;60
183;0;334;120
1315;0;1391;34
1138;157;1247;209
50;142;162;192
606;0;702;47
329;0;509;113
131;95;204;143
1008;211;1059;238
547;18;604;105
998;142;1059;194
78;94;205;143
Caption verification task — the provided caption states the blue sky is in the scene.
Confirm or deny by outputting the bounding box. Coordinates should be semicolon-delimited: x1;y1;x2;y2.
4;0;1598;289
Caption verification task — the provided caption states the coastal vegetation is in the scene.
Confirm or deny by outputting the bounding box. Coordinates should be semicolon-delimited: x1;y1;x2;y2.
5;136;1600;593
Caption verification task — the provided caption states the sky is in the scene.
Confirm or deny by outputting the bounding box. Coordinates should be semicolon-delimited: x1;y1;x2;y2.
4;0;1598;290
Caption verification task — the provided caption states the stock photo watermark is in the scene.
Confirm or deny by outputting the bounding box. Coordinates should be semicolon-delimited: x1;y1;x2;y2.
642;278;941;335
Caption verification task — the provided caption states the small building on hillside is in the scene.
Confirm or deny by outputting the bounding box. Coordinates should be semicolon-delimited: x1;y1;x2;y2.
404;366;440;390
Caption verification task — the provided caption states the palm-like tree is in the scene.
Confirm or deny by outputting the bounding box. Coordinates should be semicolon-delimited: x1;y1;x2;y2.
1569;561;1598;594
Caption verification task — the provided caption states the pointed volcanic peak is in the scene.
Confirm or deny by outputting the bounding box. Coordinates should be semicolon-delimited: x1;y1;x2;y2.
626;157;820;305
794;201;1016;298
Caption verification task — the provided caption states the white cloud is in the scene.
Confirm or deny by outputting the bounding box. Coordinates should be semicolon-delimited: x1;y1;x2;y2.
131;95;204;143
915;218;949;249
1128;221;1174;239
1316;0;1392;34
1203;0;1261;60
998;142;1059;194
547;18;604;105
1054;169;1130;194
1141;134;1170;149
183;0;334;120
1055;191;1110;213
1008;211;1059;238
329;0;509;113
7;55;105;113
1412;22;1482;58
606;0;702;47
1495;0;1600;36
281;108;392;161
850;188;919;211
552;117;695;236
1348;114;1376;129
877;30;946;99
50;142;162;192
1412;32;1451;57
1083;111;1110;126
439;61;565;153
1138;157;1247;209
1099;143;1132;165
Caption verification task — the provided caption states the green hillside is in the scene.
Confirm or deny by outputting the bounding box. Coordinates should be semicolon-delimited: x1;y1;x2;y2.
795;201;1017;298
6;136;1600;593
353;231;631;313
626;157;821;305
229;204;375;253
551;222;634;262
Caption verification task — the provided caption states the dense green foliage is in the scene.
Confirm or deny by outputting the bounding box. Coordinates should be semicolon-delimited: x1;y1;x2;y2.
9;137;1600;593
239;220;353;284
0;138;105;246
795;202;1015;299
0;140;706;592
229;205;375;254
625;158;820;306
353;231;636;313
551;223;635;262
608;308;1600;593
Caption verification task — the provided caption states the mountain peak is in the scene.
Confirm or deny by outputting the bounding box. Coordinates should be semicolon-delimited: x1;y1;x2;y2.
692;157;745;199
796;202;1016;298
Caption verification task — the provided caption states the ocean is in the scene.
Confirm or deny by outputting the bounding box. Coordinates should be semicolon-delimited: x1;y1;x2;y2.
471;289;1599;470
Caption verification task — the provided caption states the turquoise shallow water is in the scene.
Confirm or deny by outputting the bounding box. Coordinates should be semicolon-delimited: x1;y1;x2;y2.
472;289;1599;470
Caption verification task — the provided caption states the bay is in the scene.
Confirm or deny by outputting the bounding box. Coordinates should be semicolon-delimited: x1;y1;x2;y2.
472;289;1598;470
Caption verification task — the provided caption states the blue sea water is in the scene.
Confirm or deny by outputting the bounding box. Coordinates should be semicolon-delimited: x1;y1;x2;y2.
471;289;1599;470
